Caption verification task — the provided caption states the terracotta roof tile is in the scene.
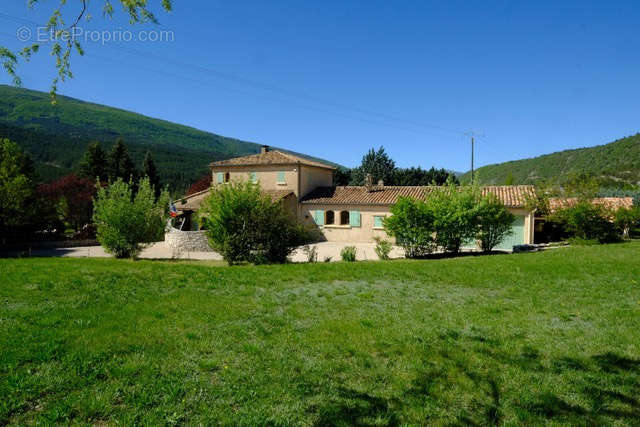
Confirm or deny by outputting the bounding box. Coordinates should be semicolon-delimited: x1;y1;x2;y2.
175;188;294;212
549;197;634;212
209;150;335;170
301;185;535;208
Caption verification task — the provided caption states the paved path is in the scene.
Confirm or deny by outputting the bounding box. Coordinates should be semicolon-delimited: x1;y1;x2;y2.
19;241;406;262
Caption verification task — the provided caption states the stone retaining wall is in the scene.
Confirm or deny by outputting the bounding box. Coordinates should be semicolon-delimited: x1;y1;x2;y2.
165;228;213;252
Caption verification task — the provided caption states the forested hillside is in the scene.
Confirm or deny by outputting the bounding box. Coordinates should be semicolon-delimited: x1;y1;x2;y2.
0;85;336;191
461;133;640;187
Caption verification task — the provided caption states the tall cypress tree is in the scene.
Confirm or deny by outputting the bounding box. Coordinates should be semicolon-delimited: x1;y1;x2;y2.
78;142;107;182
108;138;135;182
141;151;161;198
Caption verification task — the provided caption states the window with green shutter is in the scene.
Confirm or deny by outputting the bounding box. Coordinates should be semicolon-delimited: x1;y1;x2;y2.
216;172;224;183
277;171;286;184
373;215;384;229
312;210;324;226
249;172;257;183
349;210;361;227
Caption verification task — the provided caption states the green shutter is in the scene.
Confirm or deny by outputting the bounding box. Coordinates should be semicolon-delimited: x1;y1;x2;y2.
373;216;383;228
313;210;324;226
277;171;286;183
249;172;257;183
349;210;361;227
216;172;223;183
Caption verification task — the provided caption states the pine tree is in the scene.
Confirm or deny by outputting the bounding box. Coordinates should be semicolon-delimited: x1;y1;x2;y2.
141;151;161;198
108;138;136;182
78;142;107;181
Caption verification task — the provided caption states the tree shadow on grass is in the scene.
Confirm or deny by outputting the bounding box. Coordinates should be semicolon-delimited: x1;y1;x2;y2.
305;335;640;425
309;387;399;427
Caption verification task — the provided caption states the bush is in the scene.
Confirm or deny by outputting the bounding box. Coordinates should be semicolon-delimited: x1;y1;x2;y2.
93;178;170;258
374;237;392;260
475;194;515;252
383;197;436;258
552;201;620;244
426;184;479;254
200;181;310;265
302;245;318;263
614;206;640;238
340;246;357;262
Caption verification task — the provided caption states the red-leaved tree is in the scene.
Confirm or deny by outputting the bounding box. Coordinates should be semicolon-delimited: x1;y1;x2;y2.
186;174;212;196
37;174;96;233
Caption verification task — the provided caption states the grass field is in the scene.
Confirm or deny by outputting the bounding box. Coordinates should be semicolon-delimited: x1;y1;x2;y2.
1;242;640;425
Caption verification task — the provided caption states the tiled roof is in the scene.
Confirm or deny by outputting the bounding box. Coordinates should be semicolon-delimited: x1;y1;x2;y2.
175;188;294;212
301;185;535;208
549;197;634;212
209;150;335;170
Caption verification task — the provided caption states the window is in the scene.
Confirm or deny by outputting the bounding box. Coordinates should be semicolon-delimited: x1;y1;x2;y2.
325;210;335;225
249;172;257;183
277;171;286;184
340;211;350;225
224;172;231;183
373;215;384;229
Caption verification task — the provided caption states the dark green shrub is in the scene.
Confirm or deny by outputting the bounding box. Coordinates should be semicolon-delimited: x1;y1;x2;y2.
340;246;357;262
93;178;169;258
552;201;620;244
200;181;310;265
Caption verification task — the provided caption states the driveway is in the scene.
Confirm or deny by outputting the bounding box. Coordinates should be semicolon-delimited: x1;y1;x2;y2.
14;241;405;262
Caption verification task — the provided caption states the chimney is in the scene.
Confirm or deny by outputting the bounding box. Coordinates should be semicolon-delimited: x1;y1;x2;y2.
377;179;384;188
365;173;373;192
261;145;270;154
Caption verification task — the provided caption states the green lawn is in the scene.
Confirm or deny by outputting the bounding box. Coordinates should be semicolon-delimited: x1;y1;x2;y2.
2;243;640;425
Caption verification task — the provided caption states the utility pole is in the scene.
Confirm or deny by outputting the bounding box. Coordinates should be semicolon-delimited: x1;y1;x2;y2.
465;131;484;183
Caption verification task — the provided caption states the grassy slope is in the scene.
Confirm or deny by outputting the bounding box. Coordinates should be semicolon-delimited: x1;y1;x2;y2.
0;85;339;189
461;133;640;186
2;243;640;425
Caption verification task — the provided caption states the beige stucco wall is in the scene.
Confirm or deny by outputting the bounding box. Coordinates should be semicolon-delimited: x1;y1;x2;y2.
211;165;299;195
299;165;334;198
300;205;535;245
300;204;394;243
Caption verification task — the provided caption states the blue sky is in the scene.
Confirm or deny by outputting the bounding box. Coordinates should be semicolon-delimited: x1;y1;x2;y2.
1;1;639;171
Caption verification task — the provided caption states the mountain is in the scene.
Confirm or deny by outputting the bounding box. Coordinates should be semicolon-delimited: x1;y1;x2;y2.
0;85;337;191
460;133;640;188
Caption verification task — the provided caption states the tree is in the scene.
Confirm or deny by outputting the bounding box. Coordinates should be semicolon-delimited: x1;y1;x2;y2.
199;181;310;265
614;206;640;239
78;142;107;182
141;151;161;198
186;174;212;196
0;138;36;242
1;1;172;97
393;167;459;186
350;147;396;185
93;177;169;258
37;174;96;233
551;201;619;244
383;197;437;258
333;168;352;186
475;194;515;252
426;183;480;254
108;139;136;182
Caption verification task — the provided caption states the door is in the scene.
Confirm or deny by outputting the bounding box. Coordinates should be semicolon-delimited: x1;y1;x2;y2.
495;215;526;251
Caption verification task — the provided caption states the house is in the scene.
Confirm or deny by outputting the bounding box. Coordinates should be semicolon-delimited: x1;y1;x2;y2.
172;145;537;251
